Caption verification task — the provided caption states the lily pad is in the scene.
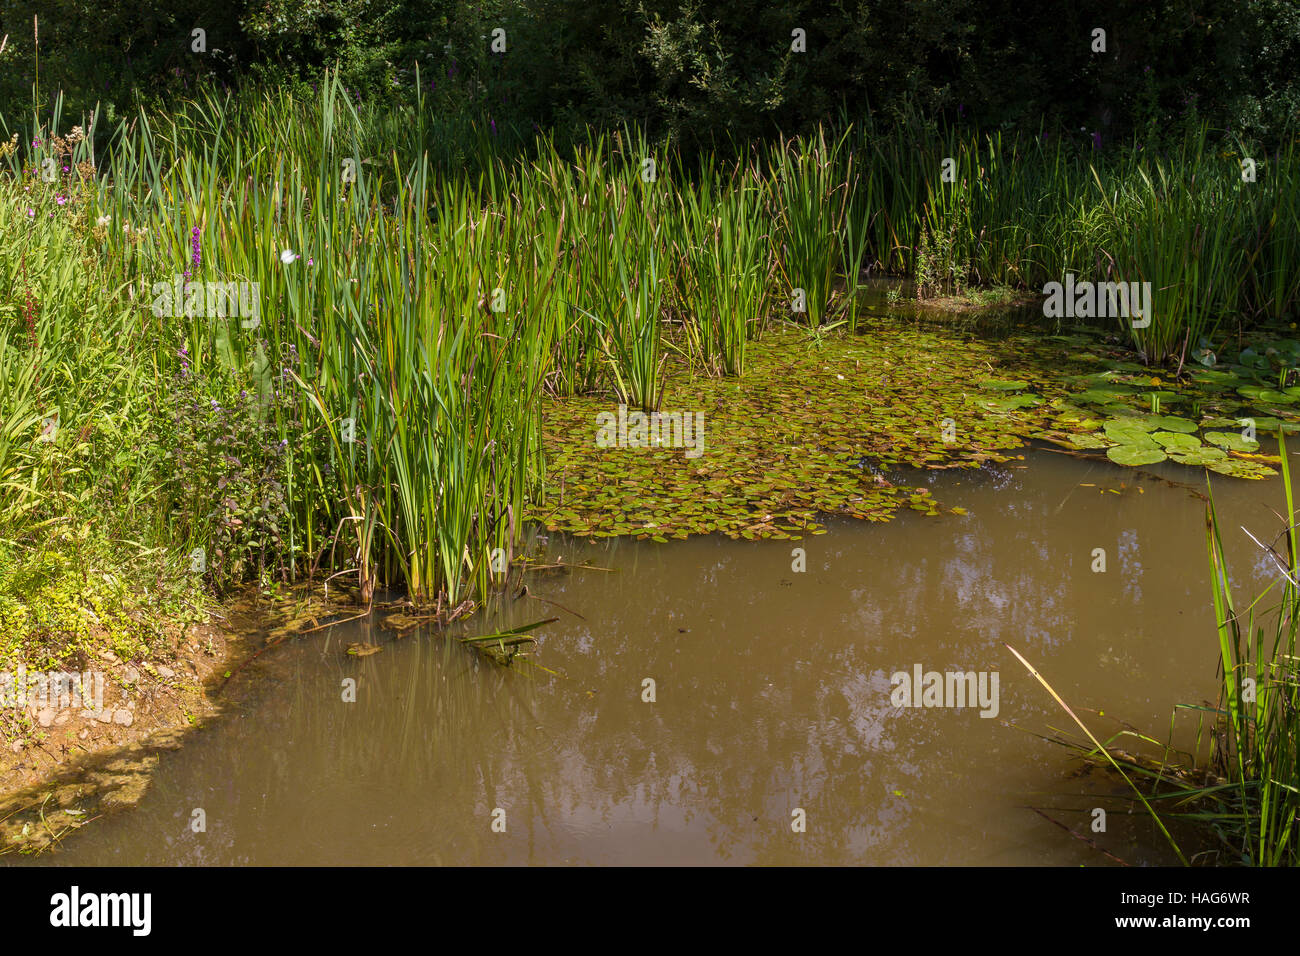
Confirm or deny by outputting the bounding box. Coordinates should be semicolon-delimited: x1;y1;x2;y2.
1204;431;1261;453
1064;432;1109;450
977;393;1040;412
1143;414;1198;433
1208;459;1277;479
1152;431;1201;451
1104;420;1158;444
1073;389;1124;406
1169;446;1228;467
1107;444;1167;466
1237;385;1297;404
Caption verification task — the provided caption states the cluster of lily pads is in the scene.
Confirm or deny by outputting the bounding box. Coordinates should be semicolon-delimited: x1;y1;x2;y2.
532;323;1039;540
1011;330;1299;480
529;320;1300;542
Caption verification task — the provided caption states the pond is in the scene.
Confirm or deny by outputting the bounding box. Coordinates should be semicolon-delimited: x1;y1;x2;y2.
25;447;1281;865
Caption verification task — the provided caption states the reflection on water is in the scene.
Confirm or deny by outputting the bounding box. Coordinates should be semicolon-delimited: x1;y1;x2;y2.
27;450;1286;865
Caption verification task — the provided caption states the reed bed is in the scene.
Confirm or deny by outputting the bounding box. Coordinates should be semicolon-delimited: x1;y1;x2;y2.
2;75;1299;610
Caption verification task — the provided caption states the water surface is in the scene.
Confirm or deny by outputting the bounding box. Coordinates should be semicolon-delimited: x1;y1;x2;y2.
33;450;1284;865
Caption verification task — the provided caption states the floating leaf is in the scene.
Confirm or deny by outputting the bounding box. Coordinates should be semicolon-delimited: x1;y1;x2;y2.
1169;446;1228;467
1104;420;1158;444
1106;444;1167;466
1065;432;1109;450
1237;385;1297;404
1204;431;1260;453
1144;414;1198;433
1208;459;1277;479
976;378;1030;391
1152;431;1200;451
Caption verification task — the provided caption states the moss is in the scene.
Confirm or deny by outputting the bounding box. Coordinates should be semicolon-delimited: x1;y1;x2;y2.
0;543;206;671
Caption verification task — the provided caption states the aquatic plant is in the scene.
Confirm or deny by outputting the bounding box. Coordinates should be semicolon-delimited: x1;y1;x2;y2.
3;71;1300;614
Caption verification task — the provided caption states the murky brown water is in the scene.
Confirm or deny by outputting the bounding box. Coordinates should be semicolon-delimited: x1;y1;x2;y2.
28;448;1288;865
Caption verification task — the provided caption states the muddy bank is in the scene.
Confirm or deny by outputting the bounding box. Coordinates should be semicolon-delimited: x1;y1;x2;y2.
0;617;247;854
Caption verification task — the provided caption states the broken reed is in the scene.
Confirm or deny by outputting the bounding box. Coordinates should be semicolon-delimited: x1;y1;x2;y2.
2;74;1299;607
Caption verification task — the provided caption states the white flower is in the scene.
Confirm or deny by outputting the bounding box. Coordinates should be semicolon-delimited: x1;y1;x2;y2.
96;215;110;227
280;249;299;264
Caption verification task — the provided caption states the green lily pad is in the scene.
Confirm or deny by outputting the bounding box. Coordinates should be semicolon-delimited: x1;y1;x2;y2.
1065;432;1109;450
1208;459;1277;479
1204;431;1261;452
1104;420;1158;444
977;393;1040;412
976;378;1030;391
1107;444;1167;466
1144;414;1198;433
1152;431;1201;451
1238;385;1297;404
1169;446;1228;466
1236;416;1284;430
1072;390;1118;406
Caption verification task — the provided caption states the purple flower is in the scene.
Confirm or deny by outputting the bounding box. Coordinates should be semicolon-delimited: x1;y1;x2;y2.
490;118;497;136
1091;131;1102;150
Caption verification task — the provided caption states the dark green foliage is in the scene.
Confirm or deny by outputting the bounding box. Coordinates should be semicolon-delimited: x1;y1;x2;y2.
3;1;1299;149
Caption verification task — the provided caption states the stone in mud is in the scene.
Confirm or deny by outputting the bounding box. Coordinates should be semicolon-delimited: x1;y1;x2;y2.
54;713;69;726
123;666;139;683
37;708;56;727
78;729;89;740
155;664;175;679
95;708;115;724
10;740;21;754
113;709;134;727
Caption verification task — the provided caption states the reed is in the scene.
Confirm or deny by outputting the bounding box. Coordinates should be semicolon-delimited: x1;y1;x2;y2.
3;74;1300;615
772;127;849;327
